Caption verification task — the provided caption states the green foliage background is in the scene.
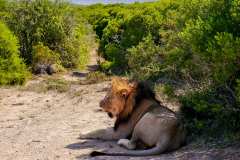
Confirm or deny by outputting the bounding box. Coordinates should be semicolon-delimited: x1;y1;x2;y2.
0;0;96;85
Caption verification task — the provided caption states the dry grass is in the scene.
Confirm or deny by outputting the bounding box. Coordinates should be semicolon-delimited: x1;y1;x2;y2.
21;71;110;93
22;77;71;93
77;71;110;85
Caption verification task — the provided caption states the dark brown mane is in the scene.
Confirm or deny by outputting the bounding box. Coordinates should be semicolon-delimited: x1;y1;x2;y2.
134;81;161;106
114;81;161;130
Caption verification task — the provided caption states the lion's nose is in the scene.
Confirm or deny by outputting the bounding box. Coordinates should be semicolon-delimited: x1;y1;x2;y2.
108;112;113;118
99;100;105;108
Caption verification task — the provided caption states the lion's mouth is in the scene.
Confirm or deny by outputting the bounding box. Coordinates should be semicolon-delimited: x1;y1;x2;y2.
108;112;113;118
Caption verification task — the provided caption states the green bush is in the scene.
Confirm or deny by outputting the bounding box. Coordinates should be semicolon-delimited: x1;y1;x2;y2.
181;87;240;138
127;35;162;80
6;0;69;64
32;43;65;73
58;23;93;69
32;43;60;66
0;20;29;85
121;8;162;49
7;0;95;70
99;60;114;72
236;79;240;105
83;3;163;69
0;0;9;20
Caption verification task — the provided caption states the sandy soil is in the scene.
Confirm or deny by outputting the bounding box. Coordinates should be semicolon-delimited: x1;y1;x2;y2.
0;49;239;160
1;75;240;160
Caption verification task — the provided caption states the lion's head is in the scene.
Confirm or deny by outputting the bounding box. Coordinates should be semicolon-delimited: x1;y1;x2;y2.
99;77;137;120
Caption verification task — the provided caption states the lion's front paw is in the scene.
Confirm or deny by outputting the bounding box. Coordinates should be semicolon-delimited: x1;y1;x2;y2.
79;129;114;140
117;139;129;146
117;139;136;150
79;131;102;139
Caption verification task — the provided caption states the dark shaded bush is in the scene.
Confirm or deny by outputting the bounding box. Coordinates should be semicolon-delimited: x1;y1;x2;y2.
181;86;240;138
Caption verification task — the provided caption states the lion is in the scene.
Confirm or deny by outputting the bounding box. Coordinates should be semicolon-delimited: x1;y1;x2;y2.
81;77;186;156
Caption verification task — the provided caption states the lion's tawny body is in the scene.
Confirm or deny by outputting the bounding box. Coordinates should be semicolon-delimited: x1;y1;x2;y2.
82;77;186;156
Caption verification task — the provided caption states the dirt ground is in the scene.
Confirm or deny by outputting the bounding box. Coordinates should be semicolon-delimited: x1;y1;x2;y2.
1;74;240;160
0;49;240;160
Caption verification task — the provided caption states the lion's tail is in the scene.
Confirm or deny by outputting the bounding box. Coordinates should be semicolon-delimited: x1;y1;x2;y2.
90;144;167;157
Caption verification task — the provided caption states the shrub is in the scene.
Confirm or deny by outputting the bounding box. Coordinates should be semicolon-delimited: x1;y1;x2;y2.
181;87;240;138
236;79;240;105
99;60;114;72
7;0;95;70
0;20;29;85
58;23;93;69
120;8;162;49
0;0;8;20
127;35;162;80
6;0;70;64
86;4;164;74
32;43;65;73
32;43;60;66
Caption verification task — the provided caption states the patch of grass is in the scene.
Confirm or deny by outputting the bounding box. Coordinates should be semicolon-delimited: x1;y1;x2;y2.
73;90;84;97
78;71;110;85
23;77;70;93
45;78;70;93
21;81;47;93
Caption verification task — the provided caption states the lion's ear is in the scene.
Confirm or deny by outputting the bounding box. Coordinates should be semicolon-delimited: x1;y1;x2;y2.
120;89;129;98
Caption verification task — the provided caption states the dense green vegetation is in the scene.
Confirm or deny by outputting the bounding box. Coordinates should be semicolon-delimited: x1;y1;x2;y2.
6;0;95;69
0;0;95;85
80;0;240;140
0;20;29;85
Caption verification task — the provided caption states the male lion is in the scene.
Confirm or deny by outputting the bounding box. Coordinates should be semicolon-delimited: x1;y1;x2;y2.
82;77;186;156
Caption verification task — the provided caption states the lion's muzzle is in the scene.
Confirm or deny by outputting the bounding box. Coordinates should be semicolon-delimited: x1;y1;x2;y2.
99;99;105;108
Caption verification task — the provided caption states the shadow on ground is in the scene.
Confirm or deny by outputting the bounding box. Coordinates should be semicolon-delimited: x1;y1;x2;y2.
66;128;240;160
87;65;99;72
66;127;122;159
72;72;88;78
